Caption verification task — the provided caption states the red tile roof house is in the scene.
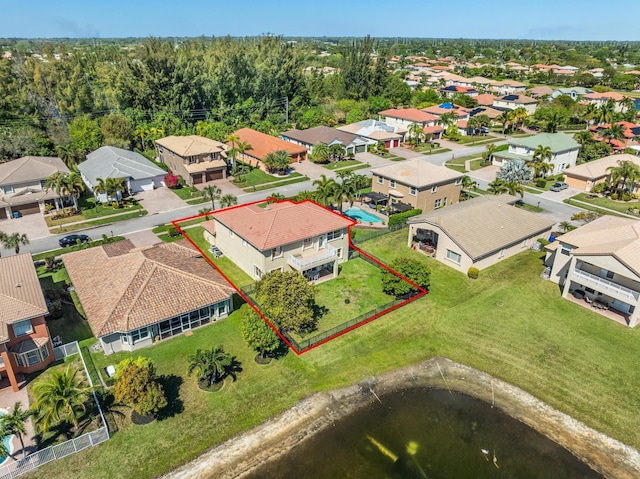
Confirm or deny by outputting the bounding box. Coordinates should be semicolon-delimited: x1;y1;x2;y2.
438;85;479;98
583;92;630;113
379;108;443;140
230;128;307;171
0;253;55;392
202;200;354;282
63;240;235;355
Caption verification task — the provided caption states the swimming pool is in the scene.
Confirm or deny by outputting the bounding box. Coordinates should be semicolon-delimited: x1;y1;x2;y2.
343;206;382;224
0;409;14;464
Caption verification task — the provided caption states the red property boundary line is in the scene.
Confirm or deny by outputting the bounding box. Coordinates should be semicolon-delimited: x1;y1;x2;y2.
173;198;427;355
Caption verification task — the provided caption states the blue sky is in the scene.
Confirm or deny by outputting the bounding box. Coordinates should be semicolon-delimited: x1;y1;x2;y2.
2;0;639;40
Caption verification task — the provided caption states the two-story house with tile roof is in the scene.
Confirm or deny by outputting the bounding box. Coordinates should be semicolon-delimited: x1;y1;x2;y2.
202;201;354;282
492;133;581;175
155;135;229;185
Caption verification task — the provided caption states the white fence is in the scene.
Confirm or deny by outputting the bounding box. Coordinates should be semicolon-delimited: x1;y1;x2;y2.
0;341;110;478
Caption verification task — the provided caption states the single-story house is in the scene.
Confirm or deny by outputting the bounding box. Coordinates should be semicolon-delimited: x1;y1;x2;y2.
563;153;640;192
280;126;370;155
408;194;554;274
230;128;307;170
492;132;581;175
155;135;228;186
545;216;640;327
0;253;54;391
336;119;406;149
371;159;463;214
0;156;70;219
202;200;354;282
63;240;236;355
551;87;594;101
79;146;166;202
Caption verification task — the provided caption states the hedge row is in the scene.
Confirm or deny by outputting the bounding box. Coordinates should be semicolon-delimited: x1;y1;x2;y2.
389;208;422;226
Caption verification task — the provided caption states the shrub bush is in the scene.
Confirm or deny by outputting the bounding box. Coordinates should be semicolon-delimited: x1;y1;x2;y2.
535;179;547;188
389;209;422;226
611;193;619;200
164;171;180;189
467;267;479;279
537;237;550;246
168;226;181;237
622;192;632;202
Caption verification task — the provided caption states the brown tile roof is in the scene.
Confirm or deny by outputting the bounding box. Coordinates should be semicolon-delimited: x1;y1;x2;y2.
555;216;640;276
211;200;354;251
496;94;538;104
155;135;228;157
0;156;69;186
371;159;463;188
421;105;469;118
528;86;554;98
584;92;626;101
379;108;439;123
475;94;497;106
280;126;358;146
63;240;235;337
563;153;640;180
409;195;554;260
0;253;48;342
231;128;307;161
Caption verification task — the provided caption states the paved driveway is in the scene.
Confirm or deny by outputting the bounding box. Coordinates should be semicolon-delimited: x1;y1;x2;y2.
469;165;499;182
291;160;328;180
135;187;187;215
388;147;424;159
0;213;50;241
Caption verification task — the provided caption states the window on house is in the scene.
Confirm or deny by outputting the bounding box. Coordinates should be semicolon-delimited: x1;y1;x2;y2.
336;248;343;259
303;237;313;249
431;185;437;193
2;185;13;194
188;156;196;164
327;229;342;241
254;265;263;279
446;249;462;264
271;246;283;259
560;244;572;256
121;334;129;344
390;180;396;188
132;327;150;344
229;230;235;238
15;354;24;368
40;343;49;361
12;320;33;337
434;199;442;209
455;178;462;185
377;176;383;184
443;197;447;207
410;187;417;196
25;350;39;366
12;341;50;368
40;180;47;189
600;268;614;280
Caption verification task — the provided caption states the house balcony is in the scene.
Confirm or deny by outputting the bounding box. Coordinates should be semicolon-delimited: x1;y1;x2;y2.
572;267;640;302
288;244;339;271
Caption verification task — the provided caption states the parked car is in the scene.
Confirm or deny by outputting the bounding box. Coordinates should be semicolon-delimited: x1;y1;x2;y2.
529;125;540;132
209;245;223;258
59;234;90;247
550;182;569;192
480;126;490;134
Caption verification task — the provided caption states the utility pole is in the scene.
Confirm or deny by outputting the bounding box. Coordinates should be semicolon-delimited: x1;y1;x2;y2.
285;96;289;124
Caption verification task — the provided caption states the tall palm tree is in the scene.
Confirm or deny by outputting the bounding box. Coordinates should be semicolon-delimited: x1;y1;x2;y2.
236;140;253;173
408;122;424;147
65;171;85;210
601;123;625;146
543;109;566;133
497;110;514;134
512;107;528;131
219;194;238;208
581;103;598;129
32;366;92;432
461;175;478;191
0;232;29;254
44;172;70;211
439;112;457;129
528;145;554;178
202;185;221;211
606;159;640;193
93;177;108;211
187;346;232;386
328;143;345;162
487;179;509;195
482;143;497;165
310;143;330;163
1;402;32;458
55;144;79;170
312;174;338;207
596;99;617;125
505;181;524;198
105;177;127;207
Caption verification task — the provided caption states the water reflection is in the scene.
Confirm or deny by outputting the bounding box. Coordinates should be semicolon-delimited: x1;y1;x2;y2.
247;388;603;479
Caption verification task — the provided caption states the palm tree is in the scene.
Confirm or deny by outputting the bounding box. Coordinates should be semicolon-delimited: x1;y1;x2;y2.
408;122;424;147
558;221;574;233
601;123;625;146
55;144;79;170
497;110;514;134
224;133;240;169
512;107;528;131
105;177;127;207
310;143;330;163
135;124;150;150
439;112;457;129
312;174;338;207
487;179;509;195
65;171;85;210
93;177;108;211
263;150;291;175
461;175;478;191
32;366;92;432
505;181;524;198
544;109;567;133
482;143;497;165
236;140;253;173
0;232;29;254
606;159;640;193
328;143;345;162
596;99;617;125
573;130;594;145
187;346;232;387
44;172;70;212
528;145;554;178
219;194;237;208
581;103;598;129
202;185;221;211
1;402;32;458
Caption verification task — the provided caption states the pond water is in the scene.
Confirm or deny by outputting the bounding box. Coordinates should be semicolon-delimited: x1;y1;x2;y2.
246;388;603;479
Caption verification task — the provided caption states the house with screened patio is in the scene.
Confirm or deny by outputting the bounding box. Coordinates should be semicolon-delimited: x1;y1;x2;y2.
202;200;354;282
63;240;235;355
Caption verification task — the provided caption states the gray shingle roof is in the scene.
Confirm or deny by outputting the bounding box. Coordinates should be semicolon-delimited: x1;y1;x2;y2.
79;146;165;186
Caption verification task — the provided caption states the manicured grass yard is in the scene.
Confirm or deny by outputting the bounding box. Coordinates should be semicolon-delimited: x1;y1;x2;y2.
322;159;362;170
234;168;302;187
569;192;640;215
26;230;640;479
289;258;394;342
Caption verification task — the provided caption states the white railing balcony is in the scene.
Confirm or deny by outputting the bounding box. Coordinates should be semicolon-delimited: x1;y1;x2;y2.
573;268;640;301
288;243;338;271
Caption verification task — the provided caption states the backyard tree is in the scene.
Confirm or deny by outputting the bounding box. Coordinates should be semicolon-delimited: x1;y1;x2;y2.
32;366;92;432
0;231;29;254
1;402;32;458
187;345;232;388
241;309;281;361
381;258;430;298
254;270;317;334
114;358;167;420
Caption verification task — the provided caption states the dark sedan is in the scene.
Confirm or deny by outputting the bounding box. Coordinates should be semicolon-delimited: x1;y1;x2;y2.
59;234;90;247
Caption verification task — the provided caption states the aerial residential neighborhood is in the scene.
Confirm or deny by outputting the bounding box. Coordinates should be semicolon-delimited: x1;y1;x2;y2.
2;4;640;478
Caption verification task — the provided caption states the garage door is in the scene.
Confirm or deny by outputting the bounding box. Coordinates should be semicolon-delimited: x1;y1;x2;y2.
206;170;224;181
355;145;366;153
192;174;203;184
0;208;6;220
130;179;154;193
14;202;40;216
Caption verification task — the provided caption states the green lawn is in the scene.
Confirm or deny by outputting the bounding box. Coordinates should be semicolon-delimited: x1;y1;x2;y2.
32;236;127;262
453;135;501;145
170;186;201;201
243;176;308;192
26;230;640;479
515;201;544;213
444;163;466;173
288;258;395;343
45;198;143;227
49;211;147;234
569;193;640;216
322;160;362;170
469;158;487;170
523;186;543;195
234;168;302;188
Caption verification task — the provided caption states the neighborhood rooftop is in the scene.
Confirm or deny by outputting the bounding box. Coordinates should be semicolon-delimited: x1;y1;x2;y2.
378;108;438;123
409;195;555;260
204;200;354;251
280;126;358;145
371;159;463;188
0;253;48;341
155;135;228;156
79;146;166;185
508;132;580;152
0;156;69;186
232;128;307;160
62;240;236;337
563;153;640;179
